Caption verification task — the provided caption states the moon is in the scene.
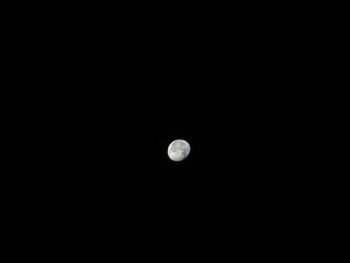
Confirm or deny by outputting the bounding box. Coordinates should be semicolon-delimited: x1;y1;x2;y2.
167;139;191;162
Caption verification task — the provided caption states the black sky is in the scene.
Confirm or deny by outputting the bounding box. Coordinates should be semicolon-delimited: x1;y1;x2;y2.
14;37;244;260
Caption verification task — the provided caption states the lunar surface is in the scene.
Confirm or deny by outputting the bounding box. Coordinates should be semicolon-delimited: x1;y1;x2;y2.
167;139;191;162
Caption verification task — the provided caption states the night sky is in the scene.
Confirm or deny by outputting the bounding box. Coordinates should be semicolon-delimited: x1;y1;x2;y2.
15;38;244;260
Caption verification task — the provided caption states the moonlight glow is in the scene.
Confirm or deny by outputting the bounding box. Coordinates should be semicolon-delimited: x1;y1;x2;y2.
167;139;191;162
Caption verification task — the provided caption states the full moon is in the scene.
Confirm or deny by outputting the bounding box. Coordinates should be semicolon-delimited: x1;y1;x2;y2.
167;139;191;162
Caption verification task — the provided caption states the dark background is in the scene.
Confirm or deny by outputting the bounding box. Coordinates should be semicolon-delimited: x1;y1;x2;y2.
14;38;245;260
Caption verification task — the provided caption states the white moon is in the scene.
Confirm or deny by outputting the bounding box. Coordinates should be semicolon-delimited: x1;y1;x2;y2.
167;139;191;162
